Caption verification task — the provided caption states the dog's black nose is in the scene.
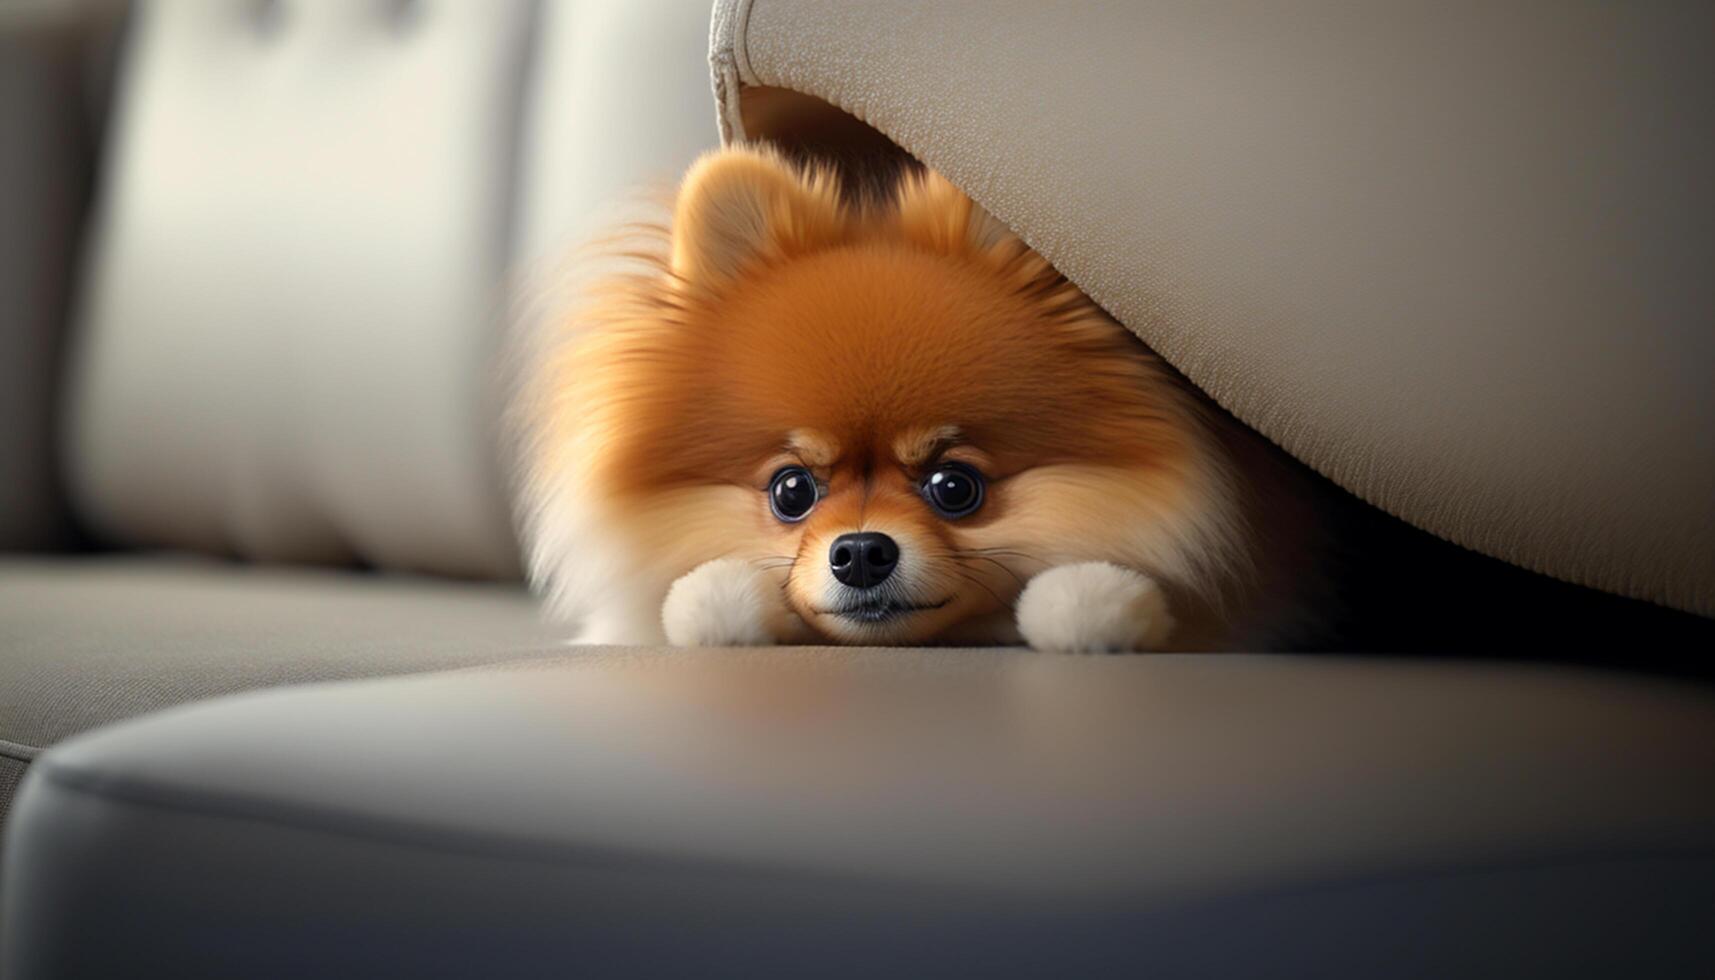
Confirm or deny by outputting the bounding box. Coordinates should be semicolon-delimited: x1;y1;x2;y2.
829;532;898;589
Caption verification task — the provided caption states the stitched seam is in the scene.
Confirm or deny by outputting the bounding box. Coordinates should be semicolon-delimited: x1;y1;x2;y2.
733;0;757;85
0;738;40;763
709;0;759;144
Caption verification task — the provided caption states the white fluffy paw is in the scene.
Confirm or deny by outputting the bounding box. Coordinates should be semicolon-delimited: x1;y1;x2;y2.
661;558;788;647
1014;562;1176;653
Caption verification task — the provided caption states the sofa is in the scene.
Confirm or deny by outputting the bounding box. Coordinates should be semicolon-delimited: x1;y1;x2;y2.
0;0;720;824
3;1;1712;976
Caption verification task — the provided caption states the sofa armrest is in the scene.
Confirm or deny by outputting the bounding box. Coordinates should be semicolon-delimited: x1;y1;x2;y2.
5;649;1714;978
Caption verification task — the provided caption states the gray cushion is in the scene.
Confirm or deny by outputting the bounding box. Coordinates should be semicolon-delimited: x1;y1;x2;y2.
0;758;23;833
4;651;1714;977
0;555;567;825
712;0;1715;618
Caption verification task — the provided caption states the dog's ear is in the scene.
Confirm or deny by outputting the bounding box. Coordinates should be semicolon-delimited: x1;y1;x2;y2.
671;147;843;286
893;171;1016;256
894;171;1062;293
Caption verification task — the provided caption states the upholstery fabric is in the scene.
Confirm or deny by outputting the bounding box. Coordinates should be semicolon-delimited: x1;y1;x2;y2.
5;651;1714;976
0;758;23;834
711;0;1715;617
0;555;567;825
64;0;535;578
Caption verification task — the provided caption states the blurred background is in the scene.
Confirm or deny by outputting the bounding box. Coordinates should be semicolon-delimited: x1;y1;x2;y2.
1;0;721;571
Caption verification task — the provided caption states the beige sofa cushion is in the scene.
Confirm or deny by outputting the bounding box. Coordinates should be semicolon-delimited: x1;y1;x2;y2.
0;554;567;826
65;0;536;577
712;0;1715;617
63;0;724;579
7;648;1715;973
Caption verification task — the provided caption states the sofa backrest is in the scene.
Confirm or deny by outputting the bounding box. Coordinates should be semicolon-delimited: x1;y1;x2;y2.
60;0;719;578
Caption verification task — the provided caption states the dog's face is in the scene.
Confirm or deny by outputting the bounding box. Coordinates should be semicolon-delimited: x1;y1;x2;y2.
544;150;1238;644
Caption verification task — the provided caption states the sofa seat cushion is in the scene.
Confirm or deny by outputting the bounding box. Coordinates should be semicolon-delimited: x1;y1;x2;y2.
5;651;1715;977
0;555;567;824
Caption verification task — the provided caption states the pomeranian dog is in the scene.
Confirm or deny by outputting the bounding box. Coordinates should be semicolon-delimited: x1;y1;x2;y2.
517;147;1324;651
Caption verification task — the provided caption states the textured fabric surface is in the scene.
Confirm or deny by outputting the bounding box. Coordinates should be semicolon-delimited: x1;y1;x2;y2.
0;556;568;770
712;0;1715;617
0;757;23;833
64;0;535;578
0;753;24;884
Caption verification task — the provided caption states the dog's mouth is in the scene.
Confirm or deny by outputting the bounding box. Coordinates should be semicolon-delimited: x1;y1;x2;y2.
817;595;951;625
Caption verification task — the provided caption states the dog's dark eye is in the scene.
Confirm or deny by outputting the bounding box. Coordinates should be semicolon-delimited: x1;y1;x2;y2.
768;466;819;522
922;462;985;519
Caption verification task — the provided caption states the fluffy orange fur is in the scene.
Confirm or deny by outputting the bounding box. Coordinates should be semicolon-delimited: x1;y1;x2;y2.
519;147;1315;649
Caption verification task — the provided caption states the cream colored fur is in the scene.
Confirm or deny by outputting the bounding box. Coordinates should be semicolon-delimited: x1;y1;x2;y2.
662;558;796;646
1014;563;1176;653
663;558;1175;653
